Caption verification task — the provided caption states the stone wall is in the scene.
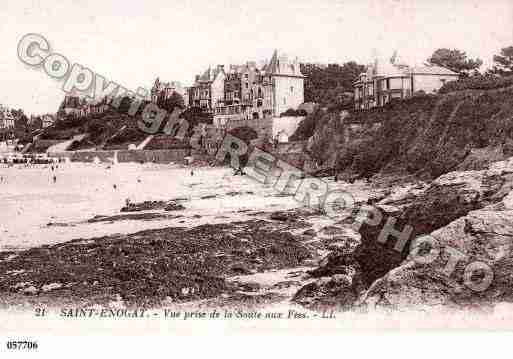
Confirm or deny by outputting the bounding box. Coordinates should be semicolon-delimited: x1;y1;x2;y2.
226;117;273;137
48;149;191;164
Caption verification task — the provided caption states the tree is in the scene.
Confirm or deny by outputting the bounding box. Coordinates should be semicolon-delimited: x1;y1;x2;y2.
13;110;31;142
29;116;43;131
116;96;134;114
289;107;323;141
158;91;185;113
178;107;212;137
489;46;513;76
427;48;482;75
300;61;366;108
228;126;258;145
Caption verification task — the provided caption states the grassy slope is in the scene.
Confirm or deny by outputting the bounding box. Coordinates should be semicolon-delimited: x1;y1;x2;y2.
39;111;148;151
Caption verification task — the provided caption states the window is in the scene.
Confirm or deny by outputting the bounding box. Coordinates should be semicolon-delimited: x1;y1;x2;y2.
290;86;294;93
283;98;286;105
245;83;249;89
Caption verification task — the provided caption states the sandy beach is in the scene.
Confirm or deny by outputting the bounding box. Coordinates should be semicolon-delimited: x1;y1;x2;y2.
0;163;374;252
0;164;297;251
0;162;380;308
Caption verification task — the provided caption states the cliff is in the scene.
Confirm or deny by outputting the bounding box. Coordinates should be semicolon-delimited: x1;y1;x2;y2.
304;82;513;181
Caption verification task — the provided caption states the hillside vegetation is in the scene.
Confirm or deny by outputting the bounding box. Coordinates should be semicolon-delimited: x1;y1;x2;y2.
301;76;513;180
38;102;212;151
39;111;147;150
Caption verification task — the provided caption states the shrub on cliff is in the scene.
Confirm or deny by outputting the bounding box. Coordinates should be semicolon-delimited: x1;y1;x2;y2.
308;84;513;180
438;74;513;94
105;126;147;146
280;108;308;117
301;62;365;107
289;108;327;141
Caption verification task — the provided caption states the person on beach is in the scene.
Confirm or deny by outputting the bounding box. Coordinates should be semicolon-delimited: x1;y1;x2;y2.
113;184;117;190
234;166;245;176
52;175;57;184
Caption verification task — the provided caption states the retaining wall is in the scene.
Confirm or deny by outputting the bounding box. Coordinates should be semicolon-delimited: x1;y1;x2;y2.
48;149;191;164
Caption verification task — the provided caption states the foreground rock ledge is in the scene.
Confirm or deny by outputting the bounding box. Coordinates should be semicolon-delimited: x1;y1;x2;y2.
294;157;513;311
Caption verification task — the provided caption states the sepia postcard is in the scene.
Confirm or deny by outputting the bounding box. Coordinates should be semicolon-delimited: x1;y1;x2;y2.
1;0;513;356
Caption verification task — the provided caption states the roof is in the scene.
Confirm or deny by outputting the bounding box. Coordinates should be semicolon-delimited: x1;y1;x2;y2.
262;49;278;73
262;49;304;77
198;67;212;82
409;65;459;76
196;66;225;84
228;64;244;74
374;59;409;77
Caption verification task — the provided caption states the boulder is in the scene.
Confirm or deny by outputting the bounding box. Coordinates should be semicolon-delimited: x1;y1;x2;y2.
41;282;63;292
164;202;185;211
293;266;359;309
358;158;513;309
22;286;38;295
302;229;316;236
270;211;297;222
120;200;167;212
354;163;510;287
362;207;513;309
295;157;513;310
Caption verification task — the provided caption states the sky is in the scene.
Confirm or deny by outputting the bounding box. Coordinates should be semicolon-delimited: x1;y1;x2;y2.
1;0;512;114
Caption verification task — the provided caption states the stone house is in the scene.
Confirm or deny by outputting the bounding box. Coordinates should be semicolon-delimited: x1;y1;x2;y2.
150;78;188;106
189;65;226;110
206;50;305;133
354;53;459;110
0;105;16;130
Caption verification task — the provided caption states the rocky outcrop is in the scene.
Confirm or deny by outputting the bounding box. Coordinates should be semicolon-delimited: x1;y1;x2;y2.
0;220;311;307
120;200;185;212
293;266;360;310
294;157;513;310
361;207;513;309
121;200;168;212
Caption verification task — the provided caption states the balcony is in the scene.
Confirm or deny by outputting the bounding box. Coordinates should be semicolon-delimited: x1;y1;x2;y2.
214;104;245;115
